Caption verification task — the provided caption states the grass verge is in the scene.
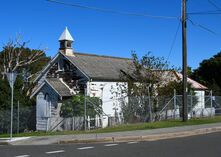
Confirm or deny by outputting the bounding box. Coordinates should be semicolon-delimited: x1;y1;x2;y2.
1;116;221;138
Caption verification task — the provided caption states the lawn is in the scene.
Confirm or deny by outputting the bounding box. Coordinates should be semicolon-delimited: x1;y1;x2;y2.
1;116;221;138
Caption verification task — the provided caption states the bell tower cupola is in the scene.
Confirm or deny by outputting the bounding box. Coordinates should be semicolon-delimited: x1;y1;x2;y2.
59;27;74;56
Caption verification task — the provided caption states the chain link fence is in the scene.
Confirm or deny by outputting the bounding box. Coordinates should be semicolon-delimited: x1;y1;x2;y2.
1;94;221;134
102;93;221;126
0;105;36;134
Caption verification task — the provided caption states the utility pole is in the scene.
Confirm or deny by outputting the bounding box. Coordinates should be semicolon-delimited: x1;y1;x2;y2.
182;0;188;121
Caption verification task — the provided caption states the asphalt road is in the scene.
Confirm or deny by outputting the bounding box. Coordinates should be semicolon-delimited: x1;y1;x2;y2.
1;132;221;157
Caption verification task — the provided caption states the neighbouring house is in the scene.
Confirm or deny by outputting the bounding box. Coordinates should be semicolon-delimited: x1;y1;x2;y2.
31;27;209;131
156;70;210;119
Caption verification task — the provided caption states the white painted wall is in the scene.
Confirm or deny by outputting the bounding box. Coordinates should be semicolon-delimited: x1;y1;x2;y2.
194;90;205;109
191;90;215;117
87;81;127;128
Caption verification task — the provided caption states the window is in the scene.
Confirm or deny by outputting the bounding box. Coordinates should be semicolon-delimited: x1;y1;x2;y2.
57;60;64;71
67;41;72;47
44;93;50;117
60;42;65;48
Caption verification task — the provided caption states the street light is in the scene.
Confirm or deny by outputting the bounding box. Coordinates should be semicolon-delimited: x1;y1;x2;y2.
6;72;17;141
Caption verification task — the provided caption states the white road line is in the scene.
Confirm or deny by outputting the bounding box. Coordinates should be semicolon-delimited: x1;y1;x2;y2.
14;155;30;157
46;150;65;154
104;143;119;147
77;146;94;150
127;141;139;144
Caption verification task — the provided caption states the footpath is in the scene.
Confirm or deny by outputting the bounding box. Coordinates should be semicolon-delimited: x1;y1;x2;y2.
1;122;221;145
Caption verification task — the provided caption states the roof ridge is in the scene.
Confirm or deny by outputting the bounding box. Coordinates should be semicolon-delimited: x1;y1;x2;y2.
74;52;132;60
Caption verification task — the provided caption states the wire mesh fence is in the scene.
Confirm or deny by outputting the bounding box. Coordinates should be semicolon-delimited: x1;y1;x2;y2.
0;105;36;134
1;94;221;134
102;94;221;126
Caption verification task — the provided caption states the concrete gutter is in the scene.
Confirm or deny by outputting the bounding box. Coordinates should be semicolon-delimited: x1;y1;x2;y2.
0;137;31;145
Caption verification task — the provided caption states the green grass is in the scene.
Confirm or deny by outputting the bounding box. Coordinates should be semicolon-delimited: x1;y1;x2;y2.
1;116;221;138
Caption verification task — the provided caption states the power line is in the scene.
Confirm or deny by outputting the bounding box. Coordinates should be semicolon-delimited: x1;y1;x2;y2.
162;20;181;83
207;0;221;17
188;0;221;15
208;0;221;11
188;18;218;35
166;20;181;62
46;0;179;20
214;0;221;6
188;11;221;15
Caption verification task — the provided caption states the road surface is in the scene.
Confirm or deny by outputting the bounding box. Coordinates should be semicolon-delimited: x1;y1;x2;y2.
1;132;221;157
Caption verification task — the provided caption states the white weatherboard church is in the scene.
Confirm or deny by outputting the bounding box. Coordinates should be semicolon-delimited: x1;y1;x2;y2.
31;27;130;131
31;28;208;131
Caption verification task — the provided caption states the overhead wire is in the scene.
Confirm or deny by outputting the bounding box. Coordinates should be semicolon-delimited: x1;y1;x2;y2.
188;18;219;35
188;11;221;15
165;20;181;63
46;0;179;20
46;0;181;68
188;0;221;15
47;0;220;69
186;0;221;37
208;0;221;11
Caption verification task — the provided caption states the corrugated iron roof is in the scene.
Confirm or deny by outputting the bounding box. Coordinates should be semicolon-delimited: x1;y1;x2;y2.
65;52;132;81
46;78;72;97
175;72;208;90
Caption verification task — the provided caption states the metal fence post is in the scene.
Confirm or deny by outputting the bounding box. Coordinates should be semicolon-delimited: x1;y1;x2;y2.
17;101;19;134
173;89;176;119
147;86;152;122
190;91;193;118
84;87;87;131
210;90;213;117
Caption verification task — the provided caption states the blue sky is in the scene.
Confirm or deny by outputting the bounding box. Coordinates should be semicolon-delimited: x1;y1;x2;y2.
0;0;221;69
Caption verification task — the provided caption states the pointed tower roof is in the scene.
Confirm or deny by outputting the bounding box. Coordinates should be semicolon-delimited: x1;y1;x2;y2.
59;27;74;41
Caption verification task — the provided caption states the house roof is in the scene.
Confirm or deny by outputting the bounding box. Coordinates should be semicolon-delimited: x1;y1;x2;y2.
175;72;208;90
151;70;208;90
32;51;208;99
46;78;72;97
30;78;72;99
64;52;132;81
33;52;62;83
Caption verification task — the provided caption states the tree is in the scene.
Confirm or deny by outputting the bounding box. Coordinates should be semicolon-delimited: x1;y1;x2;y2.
157;80;197;118
119;52;170;122
0;36;46;76
60;95;102;118
0;37;50;132
121;52;169;96
191;51;221;95
0;37;50;109
158;80;193;97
